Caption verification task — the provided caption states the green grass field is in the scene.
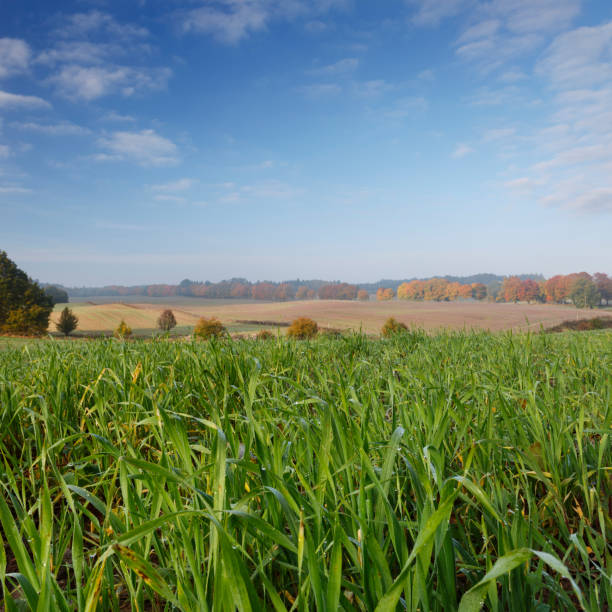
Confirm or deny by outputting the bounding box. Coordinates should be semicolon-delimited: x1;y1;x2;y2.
0;330;610;610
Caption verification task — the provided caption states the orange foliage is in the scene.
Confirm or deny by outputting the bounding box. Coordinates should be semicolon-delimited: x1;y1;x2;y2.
376;287;395;301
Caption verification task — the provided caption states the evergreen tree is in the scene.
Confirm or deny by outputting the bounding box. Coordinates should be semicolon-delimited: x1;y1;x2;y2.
56;307;79;336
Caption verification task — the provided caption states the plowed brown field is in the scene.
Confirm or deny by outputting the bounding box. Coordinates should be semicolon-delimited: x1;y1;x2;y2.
50;299;605;334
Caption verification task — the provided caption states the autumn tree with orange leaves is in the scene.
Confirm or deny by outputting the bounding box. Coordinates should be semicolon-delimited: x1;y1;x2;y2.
376;287;394;301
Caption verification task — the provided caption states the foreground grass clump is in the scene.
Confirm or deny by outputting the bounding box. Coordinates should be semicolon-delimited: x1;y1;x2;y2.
0;330;610;610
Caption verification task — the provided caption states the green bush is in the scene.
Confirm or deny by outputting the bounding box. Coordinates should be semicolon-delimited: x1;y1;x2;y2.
287;317;318;339
194;317;226;339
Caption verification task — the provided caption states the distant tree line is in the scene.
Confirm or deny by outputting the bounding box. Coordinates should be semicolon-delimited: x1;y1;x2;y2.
46;271;611;307
499;273;611;308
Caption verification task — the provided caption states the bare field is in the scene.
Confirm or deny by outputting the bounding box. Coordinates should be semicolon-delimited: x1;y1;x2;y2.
51;299;606;334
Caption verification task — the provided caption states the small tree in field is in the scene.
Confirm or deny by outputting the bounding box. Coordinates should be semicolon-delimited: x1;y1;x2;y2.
114;320;132;339
56;307;78;336
256;329;274;340
381;317;408;338
358;289;369;301
194;317;226;339
287;317;318;339
157;309;177;332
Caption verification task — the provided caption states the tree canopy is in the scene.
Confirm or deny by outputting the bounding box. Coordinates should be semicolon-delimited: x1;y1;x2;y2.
0;250;52;335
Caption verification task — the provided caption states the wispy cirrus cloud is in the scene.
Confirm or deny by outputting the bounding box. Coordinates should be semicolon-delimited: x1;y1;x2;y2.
10;120;90;135
39;10;170;102
59;10;149;41
0;90;50;110
151;178;196;192
180;0;349;44
0;38;31;78
297;82;341;98
409;0;468;27
536;22;612;90
97;130;179;166
48;64;171;101
411;0;581;73
307;57;358;76
500;20;612;214
452;143;474;159
0;184;32;194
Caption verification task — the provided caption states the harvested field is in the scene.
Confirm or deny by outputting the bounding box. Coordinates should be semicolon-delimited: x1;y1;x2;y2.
52;299;607;334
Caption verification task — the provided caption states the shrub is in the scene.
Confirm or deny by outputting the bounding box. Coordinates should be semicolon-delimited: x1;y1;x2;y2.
256;329;274;340
381;317;408;338
56;307;79;336
114;320;132;339
194;317;226;339
357;289;369;301
287;317;318;339
157;309;177;332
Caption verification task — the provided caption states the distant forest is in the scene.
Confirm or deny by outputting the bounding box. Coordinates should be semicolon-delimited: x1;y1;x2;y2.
50;274;538;299
42;272;612;307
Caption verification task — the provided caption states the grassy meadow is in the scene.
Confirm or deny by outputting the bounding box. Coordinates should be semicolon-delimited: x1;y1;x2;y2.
0;330;610;610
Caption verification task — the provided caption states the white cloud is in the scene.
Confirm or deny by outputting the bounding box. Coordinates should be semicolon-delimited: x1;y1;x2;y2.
60;11;149;40
297;83;342;98
482;127;516;141
305;20;329;33
536;22;612;90
504;177;538;191
101;111;136;122
410;0;468;27
353;79;392;98
37;41;117;67
440;0;582;71
457;19;501;45
417;69;435;81
181;4;269;44
98;130;179;166
180;0;348;44
565;188;612;213
382;96;428;119
10;121;90;136
502;23;612;217
0;38;31;78
48;65;171;101
0;90;51;110
488;0;580;35
468;86;523;106
307;57;358;76
452;144;475;158
0;185;31;194
151;178;195;192
153;194;187;203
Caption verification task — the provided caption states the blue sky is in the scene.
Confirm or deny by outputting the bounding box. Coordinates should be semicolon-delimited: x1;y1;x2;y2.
1;0;611;285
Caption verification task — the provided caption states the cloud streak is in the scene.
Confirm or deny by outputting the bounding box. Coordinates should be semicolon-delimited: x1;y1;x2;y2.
97;130;180;166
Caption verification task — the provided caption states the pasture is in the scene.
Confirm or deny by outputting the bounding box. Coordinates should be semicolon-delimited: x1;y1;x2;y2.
0;329;610;610
50;298;603;336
